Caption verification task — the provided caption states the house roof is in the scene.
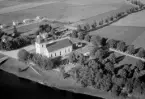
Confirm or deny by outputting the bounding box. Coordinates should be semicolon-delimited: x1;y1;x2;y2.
46;38;72;52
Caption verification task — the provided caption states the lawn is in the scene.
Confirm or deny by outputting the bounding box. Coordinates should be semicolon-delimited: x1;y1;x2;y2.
89;25;145;45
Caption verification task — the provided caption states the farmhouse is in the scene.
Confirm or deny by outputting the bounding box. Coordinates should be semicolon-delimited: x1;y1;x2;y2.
35;35;73;58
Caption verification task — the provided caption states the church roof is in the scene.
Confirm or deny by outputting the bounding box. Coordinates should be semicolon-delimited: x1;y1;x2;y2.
46;38;72;52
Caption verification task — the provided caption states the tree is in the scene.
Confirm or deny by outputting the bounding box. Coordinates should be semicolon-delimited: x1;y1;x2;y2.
78;32;85;40
84;23;90;32
84;34;91;42
93;72;104;89
0;29;5;38
112;75;126;87
110;16;114;21
5;40;13;50
95;49;106;59
17;49;30;62
75;53;86;65
133;79;143;96
105;62;114;73
117;41;126;52
111;85;121;97
105;18;109;24
90;35;102;47
108;53;116;64
99;74;113;91
90;46;99;57
124;78;134;94
13;26;19;37
136;47;145;58
107;39;118;48
91;21;97;29
99;20;104;26
69;52;77;64
127;45;135;54
77;25;83;32
45;24;52;33
123;64;133;78
118;69;127;78
43;58;53;70
71;30;78;38
136;60;144;71
74;65;94;87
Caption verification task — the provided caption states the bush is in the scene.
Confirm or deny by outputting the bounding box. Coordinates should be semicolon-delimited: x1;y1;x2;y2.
18;49;30;62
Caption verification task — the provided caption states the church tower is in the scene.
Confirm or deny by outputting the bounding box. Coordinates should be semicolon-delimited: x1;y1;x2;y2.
35;35;44;54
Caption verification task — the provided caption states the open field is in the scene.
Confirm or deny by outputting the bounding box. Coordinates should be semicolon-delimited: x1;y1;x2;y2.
112;10;145;27
0;1;59;14
0;0;132;24
90;25;145;45
70;4;134;26
132;31;145;48
0;0;62;9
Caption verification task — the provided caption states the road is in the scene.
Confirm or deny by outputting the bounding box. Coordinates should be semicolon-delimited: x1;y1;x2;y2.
109;48;145;62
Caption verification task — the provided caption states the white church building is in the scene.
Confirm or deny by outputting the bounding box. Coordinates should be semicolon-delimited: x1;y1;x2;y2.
35;35;73;58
